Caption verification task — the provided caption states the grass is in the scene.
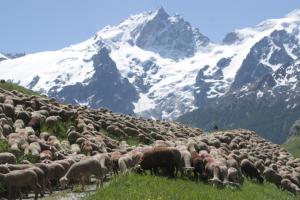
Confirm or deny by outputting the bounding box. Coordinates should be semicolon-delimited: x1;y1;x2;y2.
14;152;39;164
0;139;9;153
87;174;297;200
41;120;73;140
283;135;300;157
0;81;41;96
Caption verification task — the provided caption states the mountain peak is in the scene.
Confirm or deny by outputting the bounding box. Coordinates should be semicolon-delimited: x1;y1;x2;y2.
286;9;300;19
154;7;169;19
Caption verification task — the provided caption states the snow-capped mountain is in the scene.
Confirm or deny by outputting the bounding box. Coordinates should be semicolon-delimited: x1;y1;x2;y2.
180;9;300;143
0;53;7;62
0;7;214;118
1;7;300;143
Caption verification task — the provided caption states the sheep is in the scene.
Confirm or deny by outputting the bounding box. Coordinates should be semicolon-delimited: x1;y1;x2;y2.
0;165;10;174
45;116;62;128
1;103;15;119
191;151;207;181
241;159;264;183
28;116;42;135
263;168;282;188
172;148;182;173
44;162;65;193
118;154;134;174
225;167;244;187
180;150;194;178
93;153;113;173
15;111;31;125
28;142;42;158
281;178;300;195
13;119;25;131
111;151;122;174
138;147;176;177
59;158;107;190
0;169;41;200
254;159;265;173
0;152;16;164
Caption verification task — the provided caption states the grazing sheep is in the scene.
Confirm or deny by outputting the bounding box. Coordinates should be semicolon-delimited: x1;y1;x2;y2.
44;162;65;193
28;116;42;135
281;178;300;195
241;159;264;183
0;152;16;164
254;159;265;173
118;154;134;174
111;151;122;174
45;116;62;128
138;147;176;177
59;158;107;190
225;167;244;186
93;153;112;173
191;151;207;181
180;150;194;178
0;169;41;200
263;168;282;188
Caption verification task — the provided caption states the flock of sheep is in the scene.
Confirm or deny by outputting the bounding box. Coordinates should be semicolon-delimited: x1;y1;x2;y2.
0;88;300;199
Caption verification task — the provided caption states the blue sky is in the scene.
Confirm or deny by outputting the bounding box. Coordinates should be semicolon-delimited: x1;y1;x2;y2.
1;0;300;53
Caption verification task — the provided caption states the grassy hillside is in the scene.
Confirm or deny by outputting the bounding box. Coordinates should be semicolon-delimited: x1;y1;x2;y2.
283;119;300;157
283;135;300;157
87;174;297;200
0;81;41;96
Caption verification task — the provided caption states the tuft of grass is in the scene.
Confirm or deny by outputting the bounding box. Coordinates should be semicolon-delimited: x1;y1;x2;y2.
0;139;9;153
87;174;297;200
14;152;39;164
0;81;41;96
41;121;73;140
283;135;300;157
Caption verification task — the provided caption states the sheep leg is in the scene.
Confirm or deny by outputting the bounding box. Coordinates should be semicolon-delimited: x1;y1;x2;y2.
29;182;40;200
47;180;52;194
7;185;12;200
18;187;22;200
194;170;199;182
80;177;85;191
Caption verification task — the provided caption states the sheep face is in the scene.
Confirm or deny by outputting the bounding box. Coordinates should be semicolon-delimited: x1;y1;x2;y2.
59;176;69;189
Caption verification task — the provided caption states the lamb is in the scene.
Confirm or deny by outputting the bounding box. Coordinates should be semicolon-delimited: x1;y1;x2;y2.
241;159;264;183
0;152;16;164
0;169;41;200
59;158;107;190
